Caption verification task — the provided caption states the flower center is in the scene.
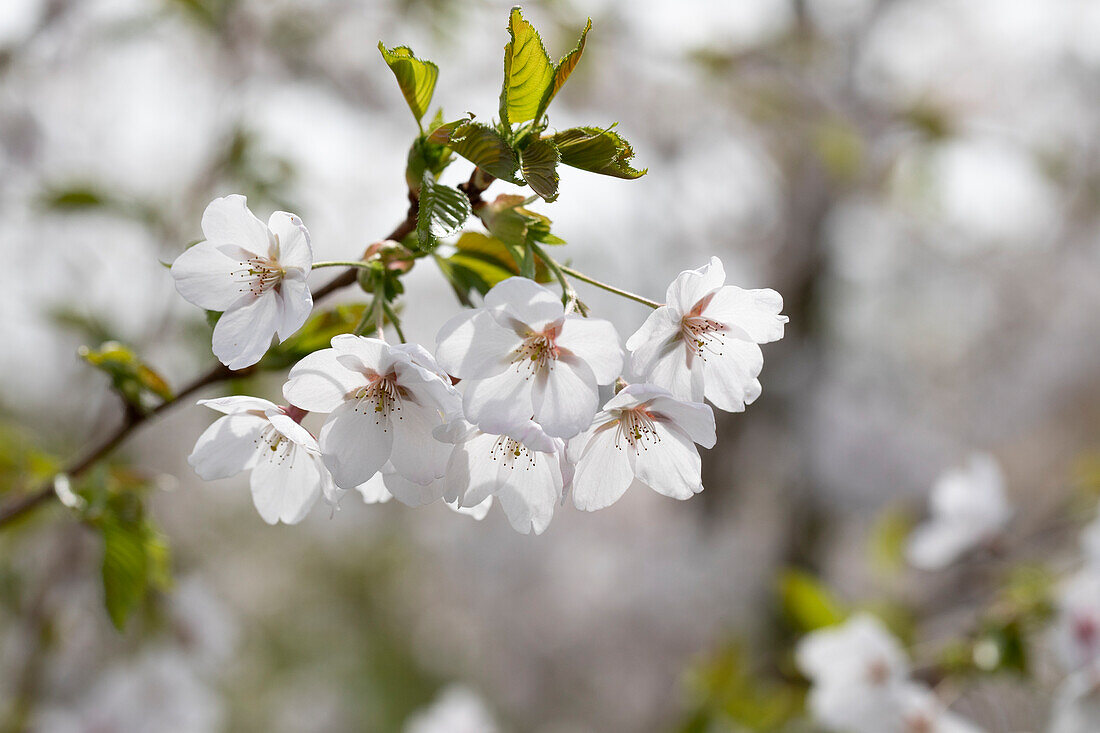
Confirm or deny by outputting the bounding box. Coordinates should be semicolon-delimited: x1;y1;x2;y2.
680;312;727;361
254;424;297;466
510;328;560;378
866;658;891;685
488;436;537;470
351;374;407;427
614;407;661;453
233;253;284;297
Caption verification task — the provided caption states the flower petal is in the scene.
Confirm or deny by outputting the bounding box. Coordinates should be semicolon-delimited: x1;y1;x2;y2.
632;422;702;500
318;402;393;488
700;339;764;412
330;335;390;372
275;270;313;341
188;414;265;480
704;285;787;344
572;423;634;511
283;348;361;413
445;432;501;508
249;446;322;524
462;366;536;436
494;451;561;535
531;355;599;439
170;242;243;311
665;256;726;312
435;310;521;379
387;403;450;486
265;410;318;451
200;195;270;255
355;473;394;504
197;396;278;415
640;338;704;403
446;494;492;520
212;293;280;370
483;277;564;331
383;472;445;507
557;315;624;384
647;394;716;449
267;211;312;270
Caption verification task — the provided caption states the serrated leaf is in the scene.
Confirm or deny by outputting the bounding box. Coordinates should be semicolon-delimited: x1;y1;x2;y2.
499;7;554;127
551;126;647;179
416;174;471;251
778;569;846;633
534;18;592;123
378;42;439;123
428;119;519;183
79;341;173;411
519;137;560;201
478;193;564;248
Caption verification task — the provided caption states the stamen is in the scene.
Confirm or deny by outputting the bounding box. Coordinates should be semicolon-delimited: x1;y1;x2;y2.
350;373;406;430
487;435;537;471
231;254;285;297
253;424;298;467
679;313;728;361
614;407;661;452
509;328;559;380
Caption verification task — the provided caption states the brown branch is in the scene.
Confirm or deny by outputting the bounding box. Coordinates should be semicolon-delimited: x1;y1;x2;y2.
0;172;494;529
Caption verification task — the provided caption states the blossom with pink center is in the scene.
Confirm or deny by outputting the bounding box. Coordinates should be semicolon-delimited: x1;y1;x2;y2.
171;195;313;369
626;257;786;412
435;277;623;439
282;336;460;490
568;384;715;511
187;396;334;525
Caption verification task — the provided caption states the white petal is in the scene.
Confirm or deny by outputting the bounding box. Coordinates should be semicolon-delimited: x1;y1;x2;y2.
483;277;564;331
394;358;462;418
383;472;445;507
212;293;280;370
265;410;318;451
700;339;764;412
267;211;312;271
625;306;680;361
446;494;492;520
318;402;393;488
665;256;726;312
557;315;624;384
283;348;361;413
794;613;908;684
641;338;704;402
197;396;278;415
330;334;390;372
531;356;599;439
494;451;561;534
571;424;634;511
188;414;265;480
249;446;322;524
463;366;536;436
445;432;501;508
355;473;394;504
387;403;450;486
200;195;270;254
905;520;981;570
435;310;521;379
632;422;702;499
275;270;313;341
170;242;242;311
646;394;716;449
704;285;787;344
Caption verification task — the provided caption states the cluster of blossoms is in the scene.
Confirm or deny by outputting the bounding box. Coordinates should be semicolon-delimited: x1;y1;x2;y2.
172;196;787;533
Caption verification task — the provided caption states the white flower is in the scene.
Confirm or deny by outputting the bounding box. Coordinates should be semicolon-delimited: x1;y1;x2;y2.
435;277;623;439
1052;569;1100;674
626;257;786;412
188;396;333;525
440;418;571;535
1081;510;1100;567
282;337;460;490
891;682;984;733
569;384;715;511
1049;670;1100;733
355;472;494;520
905;453;1011;570
404;685;499;733
171;195;313;369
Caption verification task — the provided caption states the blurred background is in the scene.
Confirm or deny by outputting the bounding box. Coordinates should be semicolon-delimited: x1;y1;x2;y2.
2;0;1100;731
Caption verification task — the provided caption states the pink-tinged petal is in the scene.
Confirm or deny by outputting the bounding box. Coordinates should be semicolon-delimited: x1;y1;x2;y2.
188;414;266;480
665;256;726;312
704;285;787;344
700;339;764;412
249;446;322;524
646;394;716;449
212;293;280;370
557;315;624;384
625;306;680;353
387;403;449;486
170;242;243;311
632;422;702;500
501;419;557;454
435;310;521;379
483;277;565;331
200;195;270;255
265;410;318;451
463;367;536;436
275;271;313;341
283;348;362;413
355;473;394;504
445;432;501;508
446;494;492;520
640;340;704;403
572;423;634;511
494;452;561;535
394;359;462;418
383;472;445;507
267;211;312;270
330;335;390;372
319;465;344;506
197;396;278;415
531;356;599;439
318;402;393;489
391;342;451;382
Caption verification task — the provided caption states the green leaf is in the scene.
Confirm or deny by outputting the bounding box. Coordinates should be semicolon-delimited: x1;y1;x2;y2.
40;186;108;210
405;134;454;192
428;119;519;183
551;126;647;179
478;193;564;248
868;507;913;576
519;137;560;201
378;42;439;123
534;18;592;123
499;7;554;127
778;569;846;633
79;341;173;412
416;174;471;251
101;518;147;629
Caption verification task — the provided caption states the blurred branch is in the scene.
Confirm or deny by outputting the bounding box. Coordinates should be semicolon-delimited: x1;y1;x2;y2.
0;170;494;529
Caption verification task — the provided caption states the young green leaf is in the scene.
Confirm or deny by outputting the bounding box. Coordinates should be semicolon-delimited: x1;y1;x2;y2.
777;569;846;633
499;7;554;127
99;515;169;630
478;193;564;248
378;42;439;124
79;342;173;412
416;174;471;251
551;126;647;179
534;18;592;123
519;137;560;201
428;119;520;183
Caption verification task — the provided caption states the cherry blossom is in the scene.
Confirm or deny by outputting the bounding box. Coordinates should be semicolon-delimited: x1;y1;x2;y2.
187;396;334;525
355;472;494;520
569;384;715;511
626;257;786;412
1049;670;1100;733
1053;569;1100;674
282;336;460;490
905;453;1011;570
171;195;313;369
435;277;623;439
440;418;572;535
